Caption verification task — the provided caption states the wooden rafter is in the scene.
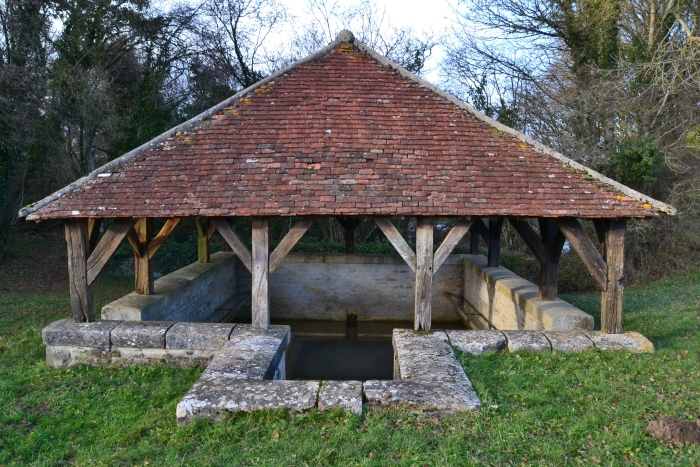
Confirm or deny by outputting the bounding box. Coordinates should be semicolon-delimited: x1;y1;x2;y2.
433;218;473;272
374;217;416;272
211;217;252;273
86;218;138;285
269;218;314;274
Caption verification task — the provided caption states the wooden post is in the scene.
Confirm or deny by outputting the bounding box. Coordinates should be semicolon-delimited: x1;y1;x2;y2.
538;219;566;301
337;218;359;254
196;217;215;263
601;219;626;334
414;217;435;331
65;219;95;322
133;218;154;295
487;218;503;267
251;217;270;329
469;226;480;255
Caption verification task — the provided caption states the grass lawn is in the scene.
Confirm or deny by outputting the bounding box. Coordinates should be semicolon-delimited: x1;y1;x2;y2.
1;230;699;466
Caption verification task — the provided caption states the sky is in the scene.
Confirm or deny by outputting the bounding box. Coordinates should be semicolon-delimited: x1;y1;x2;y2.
278;0;458;83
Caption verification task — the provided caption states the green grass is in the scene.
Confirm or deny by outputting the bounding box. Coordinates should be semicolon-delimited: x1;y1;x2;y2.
1;265;699;465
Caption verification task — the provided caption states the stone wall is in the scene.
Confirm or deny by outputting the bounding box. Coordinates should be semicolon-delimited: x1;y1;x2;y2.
461;255;594;331
268;253;464;322
102;252;240;322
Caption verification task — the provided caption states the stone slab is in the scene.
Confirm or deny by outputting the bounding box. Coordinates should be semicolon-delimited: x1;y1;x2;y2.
445;330;507;355
166;322;237;350
503;331;552;352
544;331;594;353
176;378;319;425
42;319;122;349
318;381;363;416
584;331;654;352
46;345;217;369
363;380;481;413
201;325;290;381
392;329;471;384
111;321;175;348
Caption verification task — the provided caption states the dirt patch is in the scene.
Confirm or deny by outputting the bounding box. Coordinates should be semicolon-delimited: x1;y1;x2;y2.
0;226;69;293
23;403;52;415
646;416;700;445
5;420;33;430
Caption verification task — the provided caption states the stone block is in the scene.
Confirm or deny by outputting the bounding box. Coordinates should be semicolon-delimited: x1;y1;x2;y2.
392;329;470;384
363;380;480;413
176;378;319;425
45;345;218;369
503;331;552;352
318;381;363;416
42;319;121;349
201;325;290;381
544;331;594;353
166;322;237;350
111;321;175;348
445;330;507;355
584;331;654;353
109;347;217;368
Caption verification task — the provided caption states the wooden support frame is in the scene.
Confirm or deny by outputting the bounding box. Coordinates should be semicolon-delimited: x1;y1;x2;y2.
374;217;416;272
509;218;566;300
87;218;102;254
557;218;606;288
196;217;216;263
213;216;313;329
65;219;95;322
86;218;138;285
212;218;252;272
269;218;314;274
126;218;180;295
414;217;435;330
487;218;504;267
434;218;473;272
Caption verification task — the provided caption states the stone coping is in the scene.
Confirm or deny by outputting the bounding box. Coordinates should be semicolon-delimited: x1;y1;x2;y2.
441;329;654;355
281;252;464;266
462;255;595;331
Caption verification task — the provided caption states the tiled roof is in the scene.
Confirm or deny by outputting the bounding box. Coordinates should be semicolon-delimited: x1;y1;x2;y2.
21;33;673;220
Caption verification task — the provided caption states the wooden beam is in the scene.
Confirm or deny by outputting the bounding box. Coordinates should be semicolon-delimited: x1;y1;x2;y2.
221;217;233;252
133;218;154;295
472;218;489;244
65;219;95;322
538;219;567;301
337;217;360;254
269;218;314;274
557;218;606;289
251;217;270;329
196;217;212;263
487;218;504;267
469;225;480;255
87;218;102;254
374;217;416;272
601;219;627;334
86;218;137;285
147;218;180;259
434;219;474;272
211;217;252;273
508;219;547;264
414;217;435;330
